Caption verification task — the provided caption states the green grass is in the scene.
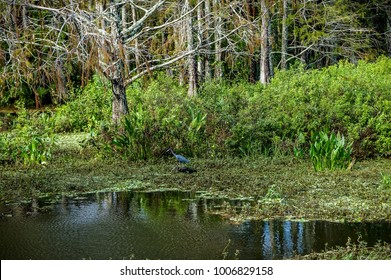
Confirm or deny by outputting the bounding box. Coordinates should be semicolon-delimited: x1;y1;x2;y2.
298;238;391;260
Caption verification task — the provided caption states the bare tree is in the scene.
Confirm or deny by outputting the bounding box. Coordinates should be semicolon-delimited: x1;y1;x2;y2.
280;0;289;70
1;0;260;112
287;0;374;67
260;0;271;84
213;0;223;79
8;0;205;122
185;0;197;97
386;8;391;56
196;1;204;82
203;0;212;81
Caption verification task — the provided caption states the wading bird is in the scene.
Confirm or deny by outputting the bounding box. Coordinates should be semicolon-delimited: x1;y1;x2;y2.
167;148;190;164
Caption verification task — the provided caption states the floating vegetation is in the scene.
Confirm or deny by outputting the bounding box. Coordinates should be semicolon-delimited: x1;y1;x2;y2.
259;185;284;205
0;146;390;222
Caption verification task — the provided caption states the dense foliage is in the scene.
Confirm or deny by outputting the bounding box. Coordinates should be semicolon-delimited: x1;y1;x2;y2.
0;105;56;165
1;57;390;165
245;57;391;158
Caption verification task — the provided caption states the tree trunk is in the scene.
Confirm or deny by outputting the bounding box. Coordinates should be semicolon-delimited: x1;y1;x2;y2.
111;77;129;122
197;1;204;82
109;0;129;122
260;0;270;84
213;0;223;79
246;0;257;83
96;1;105;72
281;0;288;70
204;0;212;81
298;0;308;67
386;9;391;57
55;57;67;103
54;14;67;103
268;13;274;78
131;4;141;72
22;0;28;29
186;0;197;97
122;4;130;72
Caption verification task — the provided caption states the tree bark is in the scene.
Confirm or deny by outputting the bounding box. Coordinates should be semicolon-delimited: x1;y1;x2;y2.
111;77;129;122
204;0;212;81
281;0;288;70
96;1;105;72
54;14;68;103
386;9;391;57
131;4;141;72
122;4;130;72
22;0;28;29
268;12;274;78
186;0;197;97
260;0;270;84
213;0;223;80
197;1;204;82
55;57;68;103
109;0;129;122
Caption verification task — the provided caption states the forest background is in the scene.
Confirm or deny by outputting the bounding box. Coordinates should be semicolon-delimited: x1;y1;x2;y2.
0;0;390;164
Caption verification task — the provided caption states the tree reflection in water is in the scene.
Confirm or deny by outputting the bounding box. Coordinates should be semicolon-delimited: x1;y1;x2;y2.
0;191;390;260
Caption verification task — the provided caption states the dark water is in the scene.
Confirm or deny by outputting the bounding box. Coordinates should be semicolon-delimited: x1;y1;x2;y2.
0;191;390;260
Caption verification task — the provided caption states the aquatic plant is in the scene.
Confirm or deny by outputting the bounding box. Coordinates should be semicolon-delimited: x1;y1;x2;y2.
309;131;352;171
380;172;391;188
0;106;56;165
261;185;283;204
111;103;152;160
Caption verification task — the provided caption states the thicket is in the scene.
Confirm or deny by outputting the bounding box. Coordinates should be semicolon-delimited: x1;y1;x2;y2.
1;57;390;165
241;57;391;159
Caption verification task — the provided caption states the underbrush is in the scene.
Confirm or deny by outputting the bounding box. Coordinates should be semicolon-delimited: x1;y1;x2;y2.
1;57;390;165
236;56;391;159
0;104;56;165
86;57;390;161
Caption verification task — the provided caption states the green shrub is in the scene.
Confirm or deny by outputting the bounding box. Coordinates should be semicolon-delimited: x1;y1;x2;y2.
309;131;352;171
87;74;204;159
0;105;56;165
111;104;152;160
198;80;259;157
50;57;391;161
381;172;391;188
233;57;391;158
53;75;111;132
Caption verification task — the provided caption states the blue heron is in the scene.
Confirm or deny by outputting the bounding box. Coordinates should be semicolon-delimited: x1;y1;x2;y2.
167;148;190;164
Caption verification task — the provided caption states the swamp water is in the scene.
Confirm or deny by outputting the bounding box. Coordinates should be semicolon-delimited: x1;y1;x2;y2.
0;190;390;260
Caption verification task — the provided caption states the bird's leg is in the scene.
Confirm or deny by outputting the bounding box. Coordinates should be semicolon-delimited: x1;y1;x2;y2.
172;161;179;171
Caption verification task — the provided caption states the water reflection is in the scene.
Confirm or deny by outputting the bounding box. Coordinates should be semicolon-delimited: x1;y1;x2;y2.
0;191;390;260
